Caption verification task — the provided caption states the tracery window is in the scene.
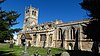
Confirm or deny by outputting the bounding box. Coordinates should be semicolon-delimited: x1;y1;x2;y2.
40;34;46;41
58;28;62;40
71;26;76;39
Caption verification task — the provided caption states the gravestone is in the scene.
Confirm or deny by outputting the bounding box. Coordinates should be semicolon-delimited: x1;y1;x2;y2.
61;52;70;56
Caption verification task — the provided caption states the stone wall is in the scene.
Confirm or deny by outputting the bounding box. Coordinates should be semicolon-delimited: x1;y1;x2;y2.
81;41;93;51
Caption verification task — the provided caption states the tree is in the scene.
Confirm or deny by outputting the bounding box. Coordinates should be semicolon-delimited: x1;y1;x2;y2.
0;0;5;3
0;0;21;42
80;0;100;53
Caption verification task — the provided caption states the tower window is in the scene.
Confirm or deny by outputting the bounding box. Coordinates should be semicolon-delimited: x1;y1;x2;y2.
32;11;36;16
26;10;29;13
25;19;28;22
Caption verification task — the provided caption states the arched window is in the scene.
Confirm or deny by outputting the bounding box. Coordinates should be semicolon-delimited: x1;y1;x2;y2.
49;34;52;46
25;19;28;22
32;11;34;15
59;28;62;40
40;34;46;41
26;10;29;13
32;11;36;16
71;29;73;39
71;26;76;39
33;34;37;45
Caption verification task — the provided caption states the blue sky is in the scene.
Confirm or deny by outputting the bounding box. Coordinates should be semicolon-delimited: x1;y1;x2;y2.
0;0;88;29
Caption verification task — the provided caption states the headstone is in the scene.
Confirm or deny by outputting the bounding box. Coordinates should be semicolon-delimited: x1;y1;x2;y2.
61;52;70;56
47;48;51;55
31;50;39;56
9;39;14;48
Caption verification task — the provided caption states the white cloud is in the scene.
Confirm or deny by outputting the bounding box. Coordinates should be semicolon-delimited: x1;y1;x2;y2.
13;34;17;40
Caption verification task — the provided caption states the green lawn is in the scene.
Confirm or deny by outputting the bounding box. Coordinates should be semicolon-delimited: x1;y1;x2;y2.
1;43;100;56
0;43;65;56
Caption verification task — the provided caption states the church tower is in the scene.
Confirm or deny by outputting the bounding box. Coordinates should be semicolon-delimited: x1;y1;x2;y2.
23;5;38;32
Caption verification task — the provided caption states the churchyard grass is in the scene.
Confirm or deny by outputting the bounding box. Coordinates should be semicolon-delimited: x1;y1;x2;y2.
0;43;65;56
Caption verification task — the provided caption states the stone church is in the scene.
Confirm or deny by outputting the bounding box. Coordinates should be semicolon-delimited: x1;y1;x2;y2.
17;6;93;51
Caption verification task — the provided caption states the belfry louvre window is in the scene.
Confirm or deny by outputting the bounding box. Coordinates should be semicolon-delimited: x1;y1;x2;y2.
40;34;46;41
32;11;36;16
26;10;29;13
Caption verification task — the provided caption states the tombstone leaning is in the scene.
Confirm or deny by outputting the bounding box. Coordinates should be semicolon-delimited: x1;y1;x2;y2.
61;52;70;56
